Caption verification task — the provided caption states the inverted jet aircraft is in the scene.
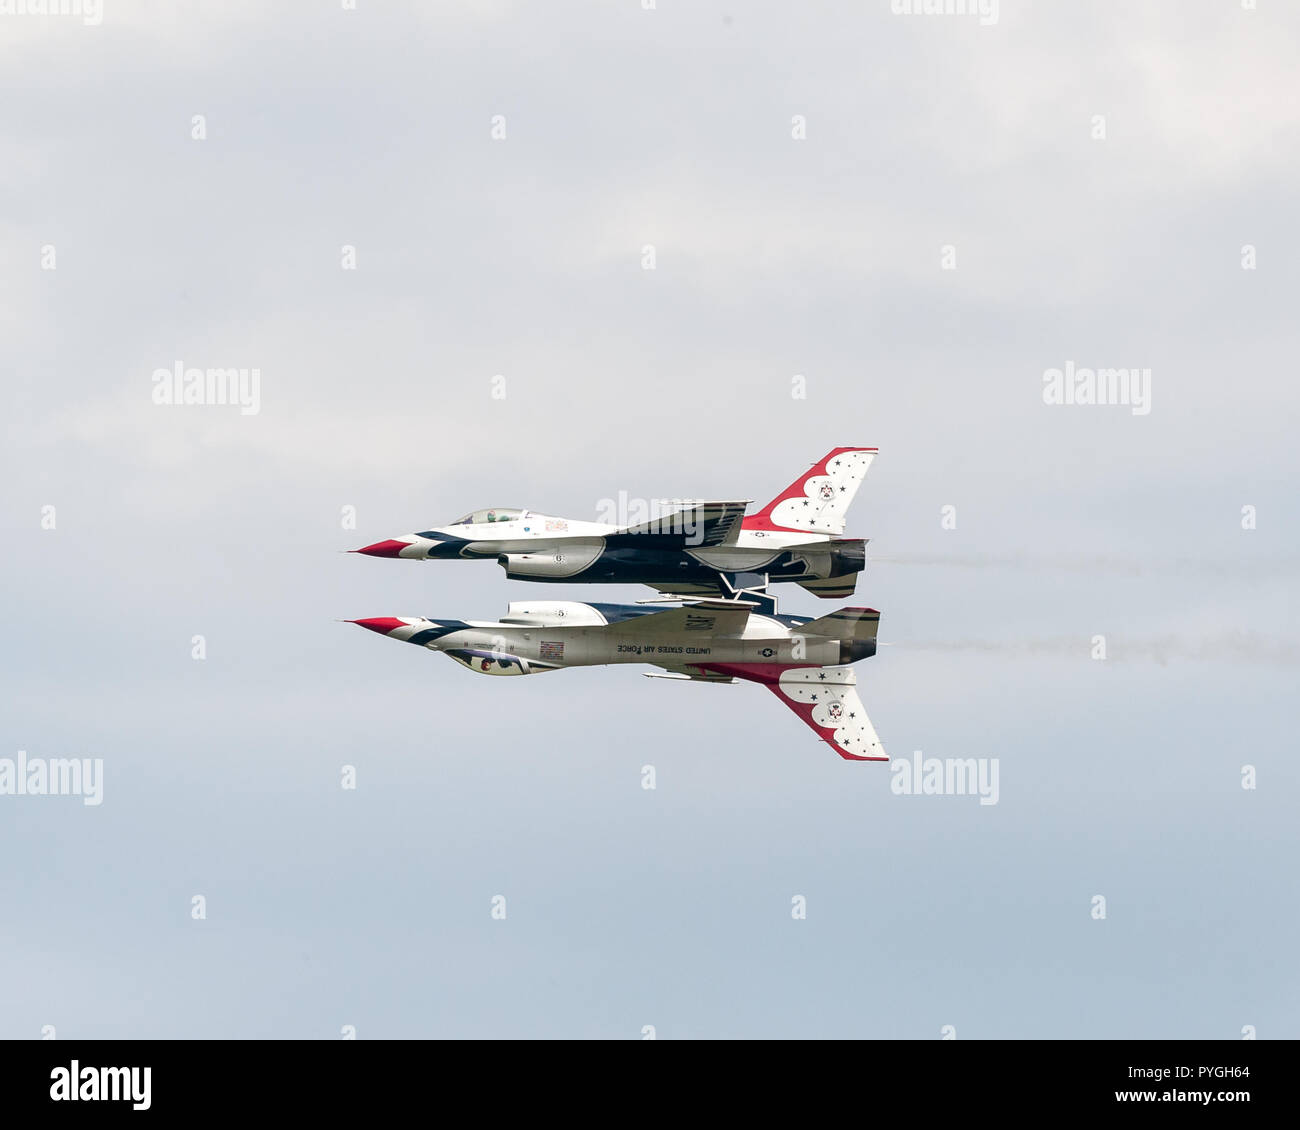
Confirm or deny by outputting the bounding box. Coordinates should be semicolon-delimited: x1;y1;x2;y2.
347;597;887;761
353;447;876;601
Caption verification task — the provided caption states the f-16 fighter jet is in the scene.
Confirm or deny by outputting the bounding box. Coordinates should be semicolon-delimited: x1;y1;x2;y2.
352;447;876;601
347;598;887;761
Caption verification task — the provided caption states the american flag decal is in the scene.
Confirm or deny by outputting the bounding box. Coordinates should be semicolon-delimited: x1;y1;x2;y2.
539;640;564;660
684;614;714;632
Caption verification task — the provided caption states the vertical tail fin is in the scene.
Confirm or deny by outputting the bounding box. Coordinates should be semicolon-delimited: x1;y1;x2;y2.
767;666;887;761
743;447;876;536
705;663;887;761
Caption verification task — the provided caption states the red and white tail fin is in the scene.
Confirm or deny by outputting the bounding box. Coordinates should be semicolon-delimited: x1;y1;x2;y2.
743;447;876;536
685;662;887;762
768;665;886;761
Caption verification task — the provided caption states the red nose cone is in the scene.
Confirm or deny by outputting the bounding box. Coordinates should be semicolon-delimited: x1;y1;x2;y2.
354;539;409;558
349;617;408;636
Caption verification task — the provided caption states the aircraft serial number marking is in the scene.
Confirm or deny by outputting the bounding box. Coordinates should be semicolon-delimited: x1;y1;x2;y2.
617;645;713;655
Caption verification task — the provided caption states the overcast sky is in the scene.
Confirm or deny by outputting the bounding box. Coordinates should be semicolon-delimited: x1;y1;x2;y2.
3;0;1297;1038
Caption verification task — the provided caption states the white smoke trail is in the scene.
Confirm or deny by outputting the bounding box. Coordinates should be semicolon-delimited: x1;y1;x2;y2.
886;632;1299;667
871;552;1298;580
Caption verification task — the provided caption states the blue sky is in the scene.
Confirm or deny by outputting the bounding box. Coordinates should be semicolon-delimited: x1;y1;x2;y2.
2;0;1297;1038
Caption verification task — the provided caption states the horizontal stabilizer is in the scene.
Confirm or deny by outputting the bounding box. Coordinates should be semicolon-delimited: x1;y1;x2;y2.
799;607;880;640
797;573;860;599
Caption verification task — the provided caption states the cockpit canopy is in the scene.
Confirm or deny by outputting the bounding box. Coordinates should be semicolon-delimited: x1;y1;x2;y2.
449;507;528;526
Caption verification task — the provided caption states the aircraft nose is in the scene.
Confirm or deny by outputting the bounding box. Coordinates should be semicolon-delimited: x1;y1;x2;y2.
352;536;444;559
353;539;412;558
348;617;409;636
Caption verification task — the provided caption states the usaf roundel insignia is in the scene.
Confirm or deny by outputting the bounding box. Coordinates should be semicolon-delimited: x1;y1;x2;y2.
760;647;775;657
828;702;843;720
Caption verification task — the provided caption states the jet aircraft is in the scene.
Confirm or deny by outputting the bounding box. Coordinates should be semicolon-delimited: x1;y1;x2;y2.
347;597;887;761
353;447;876;601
